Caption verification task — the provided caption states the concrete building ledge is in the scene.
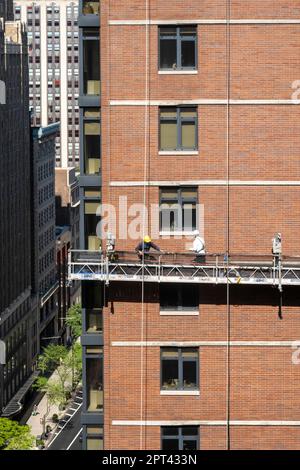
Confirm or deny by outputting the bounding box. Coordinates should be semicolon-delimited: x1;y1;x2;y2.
159;151;199;156
160;390;200;396
160;310;199;316
158;70;198;75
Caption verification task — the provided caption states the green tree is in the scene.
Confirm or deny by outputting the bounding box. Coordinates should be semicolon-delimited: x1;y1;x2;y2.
37;344;69;375
0;418;35;450
35;345;72;408
34;343;82;408
34;376;71;408
70;342;83;386
65;304;82;339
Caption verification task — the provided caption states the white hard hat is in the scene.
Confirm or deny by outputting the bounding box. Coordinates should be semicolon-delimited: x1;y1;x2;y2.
193;230;200;236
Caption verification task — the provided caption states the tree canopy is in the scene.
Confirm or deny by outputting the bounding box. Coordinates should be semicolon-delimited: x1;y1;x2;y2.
0;418;35;450
65;304;82;339
34;342;82;408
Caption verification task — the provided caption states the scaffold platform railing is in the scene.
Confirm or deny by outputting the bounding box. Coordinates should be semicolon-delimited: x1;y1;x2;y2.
68;250;300;287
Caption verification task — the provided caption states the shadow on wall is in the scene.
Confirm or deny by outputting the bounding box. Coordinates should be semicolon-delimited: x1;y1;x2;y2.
105;282;300;308
55;195;71;226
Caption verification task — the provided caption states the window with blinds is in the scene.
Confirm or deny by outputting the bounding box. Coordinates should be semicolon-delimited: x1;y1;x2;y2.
160;107;198;151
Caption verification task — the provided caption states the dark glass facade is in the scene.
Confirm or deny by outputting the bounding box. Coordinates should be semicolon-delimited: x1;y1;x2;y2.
78;0;102;449
0;1;37;415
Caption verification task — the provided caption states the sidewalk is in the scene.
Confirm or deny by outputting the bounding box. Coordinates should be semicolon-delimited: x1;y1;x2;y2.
26;391;60;441
26;338;80;447
26;346;80;446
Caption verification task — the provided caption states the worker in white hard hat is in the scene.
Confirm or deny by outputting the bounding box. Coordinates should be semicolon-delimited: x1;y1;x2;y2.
272;233;282;256
190;230;206;262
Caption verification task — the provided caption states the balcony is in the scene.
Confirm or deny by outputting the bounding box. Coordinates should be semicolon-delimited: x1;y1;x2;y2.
68;250;300;287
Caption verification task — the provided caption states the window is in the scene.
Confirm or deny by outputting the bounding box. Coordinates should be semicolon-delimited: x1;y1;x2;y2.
86;352;103;412
159;26;197;70
86;309;103;334
160;107;197;151
84;201;101;250
86;426;103;450
83;109;100;175
82;281;102;309
161;427;199;450
160;284;198;312
161;348;198;390
84;188;101;198
160;187;197;232
83;29;100;95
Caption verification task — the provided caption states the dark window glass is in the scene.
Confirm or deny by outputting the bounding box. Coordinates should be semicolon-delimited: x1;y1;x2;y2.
183;359;197;389
160;284;198;311
161;349;179;390
83;31;100;95
160;187;197;232
86;357;103;412
84;121;100;175
159;28;177;69
84;201;101;250
181;40;196;68
161;348;198;390
182;427;198;436
183;439;197;450
162;439;178;450
162;427;179;436
159;26;197;70
161;427;199;450
160;107;197;151
82;281;103;309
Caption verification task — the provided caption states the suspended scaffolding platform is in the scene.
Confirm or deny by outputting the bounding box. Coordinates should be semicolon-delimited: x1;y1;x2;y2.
68;250;300;287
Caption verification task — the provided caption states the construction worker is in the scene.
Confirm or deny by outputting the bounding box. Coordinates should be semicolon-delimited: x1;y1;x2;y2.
106;233;118;262
191;230;206;262
272;233;282;256
135;236;162;261
272;233;282;269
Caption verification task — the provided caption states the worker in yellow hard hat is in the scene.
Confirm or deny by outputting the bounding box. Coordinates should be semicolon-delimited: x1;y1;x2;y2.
135;235;162;261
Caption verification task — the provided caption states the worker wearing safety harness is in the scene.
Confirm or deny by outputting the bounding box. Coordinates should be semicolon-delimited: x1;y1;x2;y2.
135;236;162;261
191;230;206;262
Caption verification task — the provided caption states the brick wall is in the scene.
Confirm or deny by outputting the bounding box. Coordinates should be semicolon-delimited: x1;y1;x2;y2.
100;1;300;449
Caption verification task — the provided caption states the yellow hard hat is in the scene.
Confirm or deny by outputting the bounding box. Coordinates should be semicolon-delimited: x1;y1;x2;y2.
144;235;151;243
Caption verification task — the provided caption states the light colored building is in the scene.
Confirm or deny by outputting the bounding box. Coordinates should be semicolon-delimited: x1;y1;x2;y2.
14;0;79;168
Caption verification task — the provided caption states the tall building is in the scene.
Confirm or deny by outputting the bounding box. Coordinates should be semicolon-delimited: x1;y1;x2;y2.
14;0;80;168
76;0;101;450
69;1;300;450
30;123;61;351
0;1;38;416
55;167;80;252
55;166;81;317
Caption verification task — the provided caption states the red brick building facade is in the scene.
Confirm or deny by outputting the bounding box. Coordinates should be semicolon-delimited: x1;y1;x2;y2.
77;1;300;450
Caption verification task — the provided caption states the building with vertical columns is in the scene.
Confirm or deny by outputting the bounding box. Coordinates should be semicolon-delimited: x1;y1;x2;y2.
30;123;61;351
0;0;39;417
14;0;80;168
55;167;81;330
77;0;101;450
70;1;300;450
